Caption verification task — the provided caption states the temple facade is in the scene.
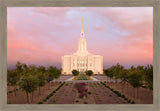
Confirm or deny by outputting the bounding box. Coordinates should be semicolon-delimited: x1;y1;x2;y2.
61;19;103;75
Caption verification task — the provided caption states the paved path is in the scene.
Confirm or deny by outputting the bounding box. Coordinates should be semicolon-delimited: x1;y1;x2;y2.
65;76;74;81
90;76;100;81
47;82;127;104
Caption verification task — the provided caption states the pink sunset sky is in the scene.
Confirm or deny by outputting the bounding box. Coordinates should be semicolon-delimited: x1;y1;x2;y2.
7;7;153;69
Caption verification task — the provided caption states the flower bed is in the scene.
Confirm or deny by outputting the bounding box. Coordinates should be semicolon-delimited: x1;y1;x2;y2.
74;74;91;80
75;83;88;98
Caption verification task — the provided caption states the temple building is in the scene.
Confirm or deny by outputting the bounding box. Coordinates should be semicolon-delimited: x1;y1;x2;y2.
61;19;103;75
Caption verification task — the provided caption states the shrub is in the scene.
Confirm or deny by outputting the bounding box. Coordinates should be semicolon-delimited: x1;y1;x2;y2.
49;93;53;96
127;99;131;103
38;102;43;104
79;92;87;98
56;88;60;91
43;99;47;102
121;94;125;98
75;100;79;103
72;70;79;76
88;92;91;95
114;91;121;97
76;74;89;80
65;82;69;86
100;81;133;104
131;101;135;104
8;91;12;93
85;70;93;76
110;88;114;91
52;100;56;103
44;82;65;100
46;96;50;99
76;83;88;98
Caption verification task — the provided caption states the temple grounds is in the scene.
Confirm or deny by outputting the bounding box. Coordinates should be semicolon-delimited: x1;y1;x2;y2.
7;75;153;104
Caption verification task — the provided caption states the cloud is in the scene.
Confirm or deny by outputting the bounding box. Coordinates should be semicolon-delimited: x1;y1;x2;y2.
7;7;153;69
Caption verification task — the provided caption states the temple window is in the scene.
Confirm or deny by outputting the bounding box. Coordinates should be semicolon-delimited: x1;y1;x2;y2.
81;43;84;51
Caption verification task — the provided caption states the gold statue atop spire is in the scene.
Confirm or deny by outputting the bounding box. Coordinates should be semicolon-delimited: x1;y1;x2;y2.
81;17;84;37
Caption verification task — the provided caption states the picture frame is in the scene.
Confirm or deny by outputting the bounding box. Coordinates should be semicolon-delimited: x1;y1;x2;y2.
0;0;160;111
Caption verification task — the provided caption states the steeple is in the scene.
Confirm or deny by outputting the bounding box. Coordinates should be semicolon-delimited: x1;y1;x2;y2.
78;17;87;52
81;17;84;38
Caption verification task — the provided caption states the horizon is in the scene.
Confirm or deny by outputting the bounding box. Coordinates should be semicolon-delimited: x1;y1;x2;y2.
7;7;153;70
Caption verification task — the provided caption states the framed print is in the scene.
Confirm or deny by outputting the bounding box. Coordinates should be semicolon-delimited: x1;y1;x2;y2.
0;0;160;111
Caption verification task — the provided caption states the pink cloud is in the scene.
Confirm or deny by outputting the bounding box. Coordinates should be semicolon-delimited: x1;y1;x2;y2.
7;7;153;69
95;26;105;31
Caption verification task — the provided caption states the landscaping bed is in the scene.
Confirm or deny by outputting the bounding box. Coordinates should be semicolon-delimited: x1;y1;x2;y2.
89;82;127;104
74;82;95;104
7;82;61;104
104;82;153;104
73;74;91;80
47;82;76;104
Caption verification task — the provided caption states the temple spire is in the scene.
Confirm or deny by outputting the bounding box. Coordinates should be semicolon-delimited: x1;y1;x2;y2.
81;17;84;37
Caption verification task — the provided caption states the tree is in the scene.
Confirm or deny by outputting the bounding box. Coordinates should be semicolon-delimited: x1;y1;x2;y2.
48;66;61;78
131;65;136;71
28;64;37;75
7;70;20;96
113;63;124;83
72;70;79;76
119;69;129;93
15;61;23;76
37;73;45;95
105;67;114;82
104;69;110;81
136;65;144;71
45;72;54;89
144;64;153;90
22;63;29;75
128;70;142;98
85;70;93;76
37;66;46;74
19;74;39;103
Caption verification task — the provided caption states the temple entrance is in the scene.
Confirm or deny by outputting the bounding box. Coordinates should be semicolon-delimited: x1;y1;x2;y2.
79;69;86;74
80;71;85;74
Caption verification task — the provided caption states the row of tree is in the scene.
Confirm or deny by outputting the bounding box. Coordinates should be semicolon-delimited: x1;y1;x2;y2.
104;63;153;98
72;70;93;76
7;61;61;103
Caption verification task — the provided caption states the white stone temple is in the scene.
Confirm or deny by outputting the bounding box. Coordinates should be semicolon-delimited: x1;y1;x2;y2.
61;18;103;75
